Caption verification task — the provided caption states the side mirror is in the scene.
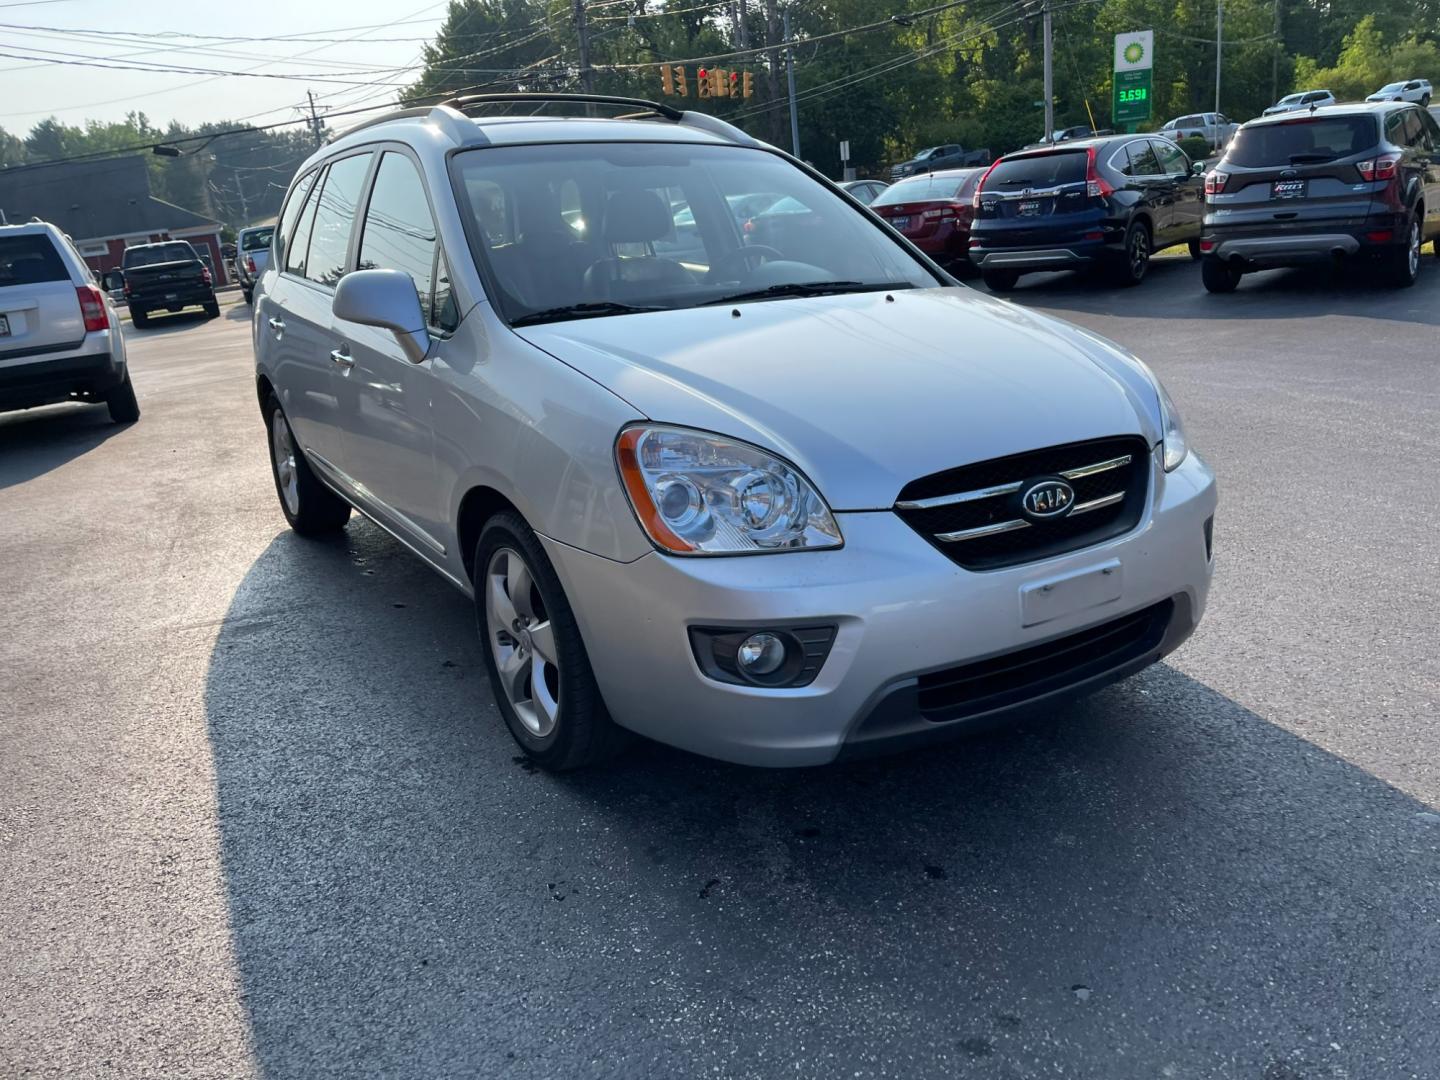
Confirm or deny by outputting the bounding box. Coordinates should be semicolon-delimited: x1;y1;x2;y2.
103;270;125;291
332;268;431;364
1192;160;1207;175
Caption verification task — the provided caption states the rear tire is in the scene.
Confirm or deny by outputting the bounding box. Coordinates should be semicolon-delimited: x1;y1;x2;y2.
242;287;254;305
475;512;628;771
1201;256;1242;294
105;371;140;423
981;269;1018;292
1188;239;1202;260
263;394;350;536
1114;220;1152;285
131;309;149;328
204;300;221;318
1385;213;1421;287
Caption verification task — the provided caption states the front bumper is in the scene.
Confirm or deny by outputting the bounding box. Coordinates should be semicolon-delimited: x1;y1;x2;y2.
543;451;1217;767
0;335;125;411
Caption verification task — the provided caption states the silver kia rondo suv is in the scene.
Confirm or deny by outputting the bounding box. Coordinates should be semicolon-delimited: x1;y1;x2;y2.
252;94;1217;770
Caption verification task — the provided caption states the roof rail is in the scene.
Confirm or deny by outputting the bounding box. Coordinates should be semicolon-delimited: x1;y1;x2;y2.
441;92;685;121
329;106;433;143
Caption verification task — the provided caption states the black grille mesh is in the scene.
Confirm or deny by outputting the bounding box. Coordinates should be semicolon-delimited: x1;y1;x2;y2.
916;599;1173;722
895;436;1150;571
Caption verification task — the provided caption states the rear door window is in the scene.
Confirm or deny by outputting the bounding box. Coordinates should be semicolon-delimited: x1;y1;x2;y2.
983;151;1086;189
303;152;373;288
0;235;68;286
1123;142;1162;176
1225;116;1378;166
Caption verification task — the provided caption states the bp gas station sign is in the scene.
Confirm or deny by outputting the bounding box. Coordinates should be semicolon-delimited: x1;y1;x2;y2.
1112;30;1154;128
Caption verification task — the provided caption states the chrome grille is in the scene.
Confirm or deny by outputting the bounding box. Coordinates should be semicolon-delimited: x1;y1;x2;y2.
894;436;1151;570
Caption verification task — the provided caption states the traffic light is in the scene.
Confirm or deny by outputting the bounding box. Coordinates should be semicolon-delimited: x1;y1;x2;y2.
660;64;690;96
713;68;729;97
742;70;754;98
697;67;710;98
729;70;739;97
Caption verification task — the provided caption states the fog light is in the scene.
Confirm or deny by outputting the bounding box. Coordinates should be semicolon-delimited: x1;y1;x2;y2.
737;632;786;677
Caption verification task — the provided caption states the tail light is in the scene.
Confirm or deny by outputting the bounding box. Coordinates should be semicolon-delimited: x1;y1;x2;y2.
1204;170;1229;196
245;256;257;274
1356;153;1401;182
76;285;109;332
122;277;131;297
1085;147;1114;199
921;205;963;222
972;160;1001;208
201;266;212;285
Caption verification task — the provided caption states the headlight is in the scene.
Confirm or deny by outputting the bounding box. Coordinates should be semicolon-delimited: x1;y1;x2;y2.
616;425;843;555
1156;379;1188;472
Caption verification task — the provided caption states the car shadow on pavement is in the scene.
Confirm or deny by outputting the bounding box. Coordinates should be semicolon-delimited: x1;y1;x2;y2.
991;257;1440;327
0;403;123;490
206;524;1440;1079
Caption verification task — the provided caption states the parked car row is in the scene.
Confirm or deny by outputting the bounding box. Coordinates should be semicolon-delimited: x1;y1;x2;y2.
876;100;1440;297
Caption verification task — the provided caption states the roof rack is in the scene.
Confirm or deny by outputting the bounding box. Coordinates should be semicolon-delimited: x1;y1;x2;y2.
328;92;760;150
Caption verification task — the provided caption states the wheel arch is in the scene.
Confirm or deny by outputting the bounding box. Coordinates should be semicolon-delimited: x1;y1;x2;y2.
457;485;524;584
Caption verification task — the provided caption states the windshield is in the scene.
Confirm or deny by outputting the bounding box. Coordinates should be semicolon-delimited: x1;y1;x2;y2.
1224;116;1378;167
1377;83;1405;93
1276;94;1302;106
241;228;274;251
453;141;935;324
873;173;976;205
123;242;195;267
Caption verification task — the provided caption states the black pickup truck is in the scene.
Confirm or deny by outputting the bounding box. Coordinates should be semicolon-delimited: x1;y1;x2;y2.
121;241;219;327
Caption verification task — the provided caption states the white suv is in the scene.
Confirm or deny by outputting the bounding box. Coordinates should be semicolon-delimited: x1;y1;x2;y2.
252;93;1217;770
1;221;136;423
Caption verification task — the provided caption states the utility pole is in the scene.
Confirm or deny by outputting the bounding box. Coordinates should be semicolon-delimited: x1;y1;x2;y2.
764;0;783;146
306;91;323;148
1271;0;1281;104
1042;1;1054;142
783;5;800;158
1215;0;1223;114
737;0;750;49
574;0;594;94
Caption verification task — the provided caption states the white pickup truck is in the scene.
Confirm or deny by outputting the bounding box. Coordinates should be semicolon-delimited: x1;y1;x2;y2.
1159;112;1238;151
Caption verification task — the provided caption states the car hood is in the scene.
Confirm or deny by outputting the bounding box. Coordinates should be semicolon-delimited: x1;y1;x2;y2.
516;287;1163;510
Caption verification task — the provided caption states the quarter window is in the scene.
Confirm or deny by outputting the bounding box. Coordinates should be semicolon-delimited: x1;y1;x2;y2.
284;167;325;278
276;170;317;270
304;152;373;288
358;152;439;318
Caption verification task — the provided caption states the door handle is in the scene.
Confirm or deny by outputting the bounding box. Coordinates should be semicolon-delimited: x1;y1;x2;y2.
268;317;285;331
330;347;355;368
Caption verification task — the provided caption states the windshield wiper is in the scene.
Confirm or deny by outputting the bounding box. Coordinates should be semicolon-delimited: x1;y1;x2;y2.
511;300;664;327
703;281;915;306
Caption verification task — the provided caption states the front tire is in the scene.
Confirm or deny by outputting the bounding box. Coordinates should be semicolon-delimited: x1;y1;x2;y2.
263;395;350;535
475;513;627;771
1201;256;1242;293
1188;239;1202;260
981;269;1018;292
242;287;254;305
1114;220;1152;285
105;371;139;423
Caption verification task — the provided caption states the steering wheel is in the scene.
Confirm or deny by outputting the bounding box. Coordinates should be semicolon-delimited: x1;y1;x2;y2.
711;244;784;281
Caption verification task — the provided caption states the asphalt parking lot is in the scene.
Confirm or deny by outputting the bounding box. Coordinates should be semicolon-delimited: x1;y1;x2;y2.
2;264;1438;1080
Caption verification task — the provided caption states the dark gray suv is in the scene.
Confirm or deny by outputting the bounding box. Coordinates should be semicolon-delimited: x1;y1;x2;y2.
1199;102;1440;291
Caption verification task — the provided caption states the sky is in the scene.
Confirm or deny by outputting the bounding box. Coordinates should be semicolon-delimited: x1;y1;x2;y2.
0;0;455;136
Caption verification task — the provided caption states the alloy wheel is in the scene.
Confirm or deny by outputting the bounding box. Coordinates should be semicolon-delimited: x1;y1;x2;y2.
1407;219;1421;279
270;410;300;515
1129;227;1150;280
485;547;561;738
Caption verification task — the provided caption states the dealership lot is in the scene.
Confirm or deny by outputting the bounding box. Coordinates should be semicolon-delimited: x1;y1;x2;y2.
2;264;1438;1078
